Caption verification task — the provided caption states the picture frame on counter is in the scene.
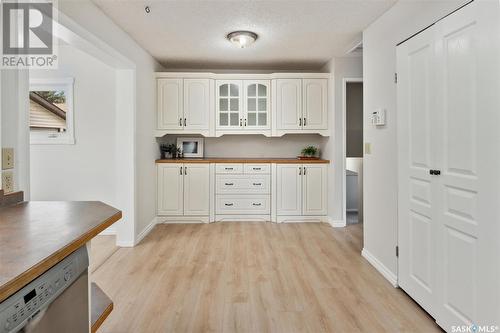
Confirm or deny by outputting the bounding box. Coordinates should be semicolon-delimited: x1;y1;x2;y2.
177;137;204;158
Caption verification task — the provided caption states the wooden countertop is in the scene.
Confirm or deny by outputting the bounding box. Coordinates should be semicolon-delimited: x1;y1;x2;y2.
155;158;330;164
0;201;122;303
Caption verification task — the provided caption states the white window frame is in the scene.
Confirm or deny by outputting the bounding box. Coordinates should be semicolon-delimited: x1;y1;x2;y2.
29;78;75;145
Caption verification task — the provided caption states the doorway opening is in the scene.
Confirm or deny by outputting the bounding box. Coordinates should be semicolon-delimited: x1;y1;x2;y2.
343;78;363;225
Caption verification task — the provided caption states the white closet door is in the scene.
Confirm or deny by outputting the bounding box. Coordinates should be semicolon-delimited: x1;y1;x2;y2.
397;26;438;317
434;2;499;329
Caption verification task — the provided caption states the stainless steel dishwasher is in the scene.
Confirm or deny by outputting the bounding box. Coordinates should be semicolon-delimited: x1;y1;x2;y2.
0;246;89;333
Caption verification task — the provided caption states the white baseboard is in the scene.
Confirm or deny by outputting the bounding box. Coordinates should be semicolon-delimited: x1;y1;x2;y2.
276;215;329;223
99;225;116;236
135;217;158;245
328;217;346;228
157;216;209;223
361;248;398;287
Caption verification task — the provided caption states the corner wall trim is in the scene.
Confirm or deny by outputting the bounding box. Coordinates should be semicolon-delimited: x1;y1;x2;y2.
361;248;398;287
328;218;346;228
134;217;158;246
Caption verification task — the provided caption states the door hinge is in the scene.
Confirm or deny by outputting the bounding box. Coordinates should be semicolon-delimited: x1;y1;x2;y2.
394;73;398;84
396;246;399;257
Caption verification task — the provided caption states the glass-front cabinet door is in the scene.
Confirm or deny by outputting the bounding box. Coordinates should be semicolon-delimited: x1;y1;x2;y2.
216;80;242;129
244;80;270;130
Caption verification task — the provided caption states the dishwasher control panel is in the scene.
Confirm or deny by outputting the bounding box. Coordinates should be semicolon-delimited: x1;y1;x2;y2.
0;246;88;333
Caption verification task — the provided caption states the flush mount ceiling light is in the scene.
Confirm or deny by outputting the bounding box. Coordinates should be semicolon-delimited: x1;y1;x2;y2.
227;31;258;48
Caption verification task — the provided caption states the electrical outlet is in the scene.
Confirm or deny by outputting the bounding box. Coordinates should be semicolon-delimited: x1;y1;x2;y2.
2;148;14;170
2;171;14;193
365;142;372;155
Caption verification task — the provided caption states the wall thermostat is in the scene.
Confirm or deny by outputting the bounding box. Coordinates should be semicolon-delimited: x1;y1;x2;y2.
371;108;386;126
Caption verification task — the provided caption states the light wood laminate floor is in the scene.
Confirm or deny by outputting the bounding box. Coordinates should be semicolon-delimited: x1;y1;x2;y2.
91;223;441;333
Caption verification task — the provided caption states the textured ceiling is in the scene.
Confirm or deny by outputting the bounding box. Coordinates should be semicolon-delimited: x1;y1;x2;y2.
92;0;396;70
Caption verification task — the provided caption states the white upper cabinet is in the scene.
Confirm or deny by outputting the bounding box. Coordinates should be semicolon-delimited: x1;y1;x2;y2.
303;79;328;130
275;79;302;130
274;78;329;135
156;73;329;137
157;77;213;135
216;80;243;129
244;80;270;130
157;78;183;130
184;79;210;130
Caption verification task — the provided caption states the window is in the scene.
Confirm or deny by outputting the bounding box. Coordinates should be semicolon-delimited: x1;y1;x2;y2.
29;78;75;144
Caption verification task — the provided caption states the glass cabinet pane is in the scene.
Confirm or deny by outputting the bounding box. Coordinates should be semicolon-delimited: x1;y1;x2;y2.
220;84;228;96
248;113;257;126
248;98;256;111
230;113;239;126
258;113;267;125
258;98;266;111
230;98;239;111
219;99;228;111
248;84;256;97
258;84;267;96
220;113;228;126
230;84;239;97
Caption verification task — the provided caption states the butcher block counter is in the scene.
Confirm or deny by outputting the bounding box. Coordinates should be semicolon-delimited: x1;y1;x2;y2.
156;157;330;164
0;201;122;303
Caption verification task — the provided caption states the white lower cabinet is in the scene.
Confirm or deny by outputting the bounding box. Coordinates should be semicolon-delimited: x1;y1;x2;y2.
157;163;210;217
276;164;327;218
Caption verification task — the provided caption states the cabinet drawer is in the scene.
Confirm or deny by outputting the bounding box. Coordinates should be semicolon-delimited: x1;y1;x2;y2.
216;195;270;215
244;164;270;174
215;164;243;174
216;175;270;194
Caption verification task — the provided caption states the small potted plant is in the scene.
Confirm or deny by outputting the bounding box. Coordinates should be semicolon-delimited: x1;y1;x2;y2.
160;143;181;159
299;146;319;160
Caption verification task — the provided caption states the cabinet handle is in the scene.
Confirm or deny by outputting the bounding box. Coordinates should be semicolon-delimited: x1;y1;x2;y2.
180;166;182;175
299;118;302;126
244;118;247;126
429;169;441;175
303;118;307;126
225;183;234;186
184;166;187;175
303;167;306;175
184;118;186;127
179;118;183;126
253;167;261;170
224;203;234;206
225;167;233;170
299;166;302;175
252;203;262;206
240;118;242;126
253;183;262;186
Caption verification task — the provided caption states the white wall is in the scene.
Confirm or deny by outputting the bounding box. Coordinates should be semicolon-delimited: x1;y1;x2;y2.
159;134;325;158
321;56;363;224
58;0;164;244
30;45;117;211
362;0;467;280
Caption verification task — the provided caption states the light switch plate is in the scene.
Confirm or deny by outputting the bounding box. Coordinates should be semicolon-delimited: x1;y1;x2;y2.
2;148;14;170
2;171;14;193
365;142;372;155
